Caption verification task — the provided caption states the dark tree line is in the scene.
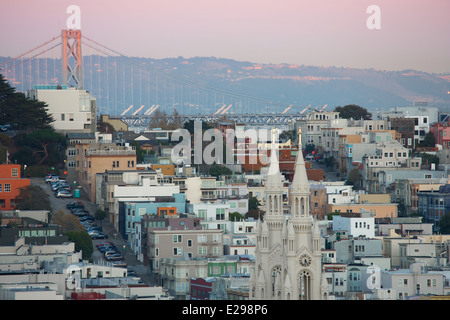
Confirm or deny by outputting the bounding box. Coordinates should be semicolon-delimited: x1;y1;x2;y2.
0;74;64;167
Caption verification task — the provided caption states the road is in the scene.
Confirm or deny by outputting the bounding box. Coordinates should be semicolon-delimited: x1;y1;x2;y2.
33;178;157;286
309;159;343;182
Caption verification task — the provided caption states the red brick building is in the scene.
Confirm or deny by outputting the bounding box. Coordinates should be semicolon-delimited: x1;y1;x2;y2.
190;277;214;300
0;164;30;211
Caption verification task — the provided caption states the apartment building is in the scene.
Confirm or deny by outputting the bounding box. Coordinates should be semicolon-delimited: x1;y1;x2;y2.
332;212;375;239
74;141;137;202
112;177;180;232
188;202;230;232
418;184;450;230
27;85;96;134
381;263;444;299
295;110;340;149
148;227;224;278
0;164;30;211
390;178;446;215
96;168;162;215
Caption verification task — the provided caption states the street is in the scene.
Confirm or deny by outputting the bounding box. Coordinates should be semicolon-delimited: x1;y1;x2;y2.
33;178;157;286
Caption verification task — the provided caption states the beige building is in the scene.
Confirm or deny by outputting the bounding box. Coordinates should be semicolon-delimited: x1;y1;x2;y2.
75;141;137;202
101;115;128;132
327;203;398;219
148;228;224;278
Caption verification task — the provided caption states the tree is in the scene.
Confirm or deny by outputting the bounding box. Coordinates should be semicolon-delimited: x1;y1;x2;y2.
94;209;107;227
15;185;51;211
346;168;362;188
248;196;261;211
149;109;169;129
208;164;232;178
419;153;439;166
51;209;84;233
439;212;450;234
170;108;184;129
334;104;371;120
65;230;93;260
0;74;54;131
324;156;335;168
229;212;244;221
11;128;65;166
417;132;435;148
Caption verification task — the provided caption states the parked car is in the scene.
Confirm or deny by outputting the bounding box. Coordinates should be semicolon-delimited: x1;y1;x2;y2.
96;241;114;248
91;232;108;239
99;246;117;254
106;253;123;261
55;190;72;198
305;154;314;161
79;215;95;221
72;210;89;217
51;181;71;191
66;201;84;209
112;261;127;268
45;174;59;183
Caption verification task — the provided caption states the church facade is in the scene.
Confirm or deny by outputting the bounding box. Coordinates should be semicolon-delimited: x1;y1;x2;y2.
249;134;328;300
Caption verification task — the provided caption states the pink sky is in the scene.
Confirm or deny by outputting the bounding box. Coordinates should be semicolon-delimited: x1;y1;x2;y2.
1;0;449;73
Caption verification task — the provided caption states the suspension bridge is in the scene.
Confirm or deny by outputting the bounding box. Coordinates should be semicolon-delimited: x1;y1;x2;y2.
0;29;319;124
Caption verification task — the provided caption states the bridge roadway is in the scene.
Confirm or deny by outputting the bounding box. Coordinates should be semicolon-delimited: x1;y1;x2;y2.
118;113;307;127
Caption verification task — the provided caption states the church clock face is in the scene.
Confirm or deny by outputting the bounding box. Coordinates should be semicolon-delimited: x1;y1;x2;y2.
299;254;312;267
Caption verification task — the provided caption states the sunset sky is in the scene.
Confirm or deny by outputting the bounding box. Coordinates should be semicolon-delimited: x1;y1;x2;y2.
1;0;449;73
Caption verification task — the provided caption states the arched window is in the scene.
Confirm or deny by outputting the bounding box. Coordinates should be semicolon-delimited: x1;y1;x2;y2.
299;270;312;300
268;195;272;213
271;266;282;297
274;195;278;214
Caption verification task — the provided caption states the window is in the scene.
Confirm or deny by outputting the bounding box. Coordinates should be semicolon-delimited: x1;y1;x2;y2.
198;246;207;255
198;209;207;219
173;247;182;256
216;208;225;220
11;168;18;177
4;184;11;192
0;184;2;192
173;234;182;243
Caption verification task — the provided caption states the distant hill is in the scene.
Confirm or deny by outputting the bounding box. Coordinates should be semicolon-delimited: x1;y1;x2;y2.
1;55;449;114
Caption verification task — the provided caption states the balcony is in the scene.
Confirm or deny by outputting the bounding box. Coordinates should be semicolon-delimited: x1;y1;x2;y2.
87;149;135;156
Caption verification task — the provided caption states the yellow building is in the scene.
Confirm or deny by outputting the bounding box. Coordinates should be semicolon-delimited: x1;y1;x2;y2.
327;203;398;219
101;115;128;132
75;142;137;201
359;193;391;204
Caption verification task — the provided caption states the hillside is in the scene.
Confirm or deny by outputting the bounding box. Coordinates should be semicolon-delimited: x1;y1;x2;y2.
1;55;449;114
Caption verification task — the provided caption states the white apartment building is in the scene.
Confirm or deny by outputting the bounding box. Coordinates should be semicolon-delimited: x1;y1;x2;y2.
188;202;231;232
321;123;365;159
27;85;96;133
380;263;444;299
295;111;340;148
333;213;375;239
112;177;180;230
